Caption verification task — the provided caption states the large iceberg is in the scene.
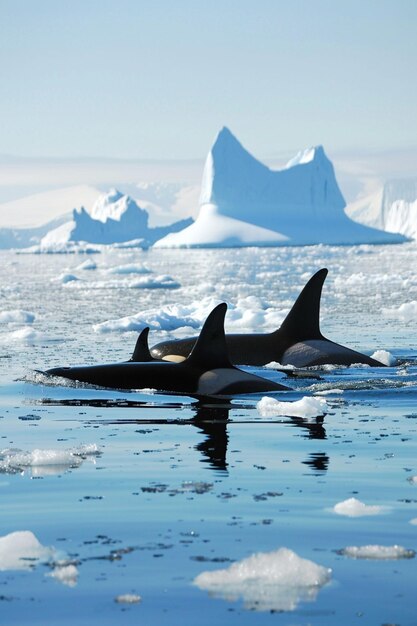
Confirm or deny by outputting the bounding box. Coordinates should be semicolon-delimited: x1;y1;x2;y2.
40;188;192;249
346;179;417;240
155;127;406;248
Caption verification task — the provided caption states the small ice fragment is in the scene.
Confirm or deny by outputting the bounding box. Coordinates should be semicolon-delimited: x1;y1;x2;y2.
115;594;142;604
264;361;295;370
332;497;386;517
193;547;331;612
76;259;97;270
408;475;417;484
410;518;417;526
340;545;415;559
370;350;397;366
257;396;327;419
53;273;79;284
0;309;35;324
48;563;79;587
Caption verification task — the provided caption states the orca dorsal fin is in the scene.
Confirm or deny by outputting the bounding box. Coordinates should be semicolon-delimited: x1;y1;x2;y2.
130;327;154;362
185;303;233;369
278;268;328;340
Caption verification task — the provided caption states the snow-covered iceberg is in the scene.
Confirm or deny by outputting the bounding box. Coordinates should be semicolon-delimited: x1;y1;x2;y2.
346;178;417;240
39;188;192;249
155;127;406;248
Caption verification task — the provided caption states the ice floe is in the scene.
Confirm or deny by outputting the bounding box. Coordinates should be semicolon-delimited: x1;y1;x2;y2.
332;497;387;517
104;263;152;275
6;327;62;345
66;275;180;290
0;309;35;324
115;594;142;604
370;350;397;366
340;545;415;559
94;297;284;334
193;547;331;612
75;259;97;271
0;443;101;476
0;530;78;585
257;396;328;420
383;300;417;323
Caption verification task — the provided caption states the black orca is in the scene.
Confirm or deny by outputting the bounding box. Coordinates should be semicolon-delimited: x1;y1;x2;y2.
44;303;291;395
150;269;384;368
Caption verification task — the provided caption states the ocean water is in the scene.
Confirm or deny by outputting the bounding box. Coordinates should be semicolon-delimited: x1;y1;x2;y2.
1;243;417;625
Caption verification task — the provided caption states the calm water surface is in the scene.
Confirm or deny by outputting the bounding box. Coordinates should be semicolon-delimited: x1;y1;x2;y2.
1;244;417;625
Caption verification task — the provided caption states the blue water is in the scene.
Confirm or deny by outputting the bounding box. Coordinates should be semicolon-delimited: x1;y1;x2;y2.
1;245;417;625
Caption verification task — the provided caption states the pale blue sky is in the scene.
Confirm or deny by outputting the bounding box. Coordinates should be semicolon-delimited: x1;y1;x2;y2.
1;0;416;159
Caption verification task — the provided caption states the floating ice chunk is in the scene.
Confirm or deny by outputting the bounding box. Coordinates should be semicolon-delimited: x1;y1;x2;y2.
316;388;344;395
193;547;331;612
264;361;296;370
115;594;142;604
0;530;56;570
332;497;386;517
408;476;417;484
383;301;417;323
410;518;417;525
7;327;62;344
340;545;415;559
257;396;327;420
370;350;397;366
0;310;35;324
47;563;79;587
53;273;79;284
105;263;151;275
0;443;101;476
130;275;180;289
76;259;97;270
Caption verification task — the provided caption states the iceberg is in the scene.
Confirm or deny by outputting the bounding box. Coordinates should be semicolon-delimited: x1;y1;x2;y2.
39;188;192;249
155;127;406;248
347;179;417;240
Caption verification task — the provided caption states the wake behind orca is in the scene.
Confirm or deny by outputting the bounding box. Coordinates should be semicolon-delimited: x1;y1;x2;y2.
44;303;290;396
150;269;385;368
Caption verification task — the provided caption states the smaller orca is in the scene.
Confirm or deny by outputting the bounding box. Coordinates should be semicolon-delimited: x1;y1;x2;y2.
150;269;384;368
44;304;290;396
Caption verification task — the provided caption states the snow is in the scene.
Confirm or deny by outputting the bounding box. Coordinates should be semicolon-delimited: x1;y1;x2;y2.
154;127;406;248
0;184;101;229
0;310;35;324
340;545;415;559
257;396;328;419
332;497;386;517
193;547;331;612
75;259;97;270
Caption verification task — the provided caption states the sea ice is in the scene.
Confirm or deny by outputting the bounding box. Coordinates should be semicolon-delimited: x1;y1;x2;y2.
340;545;415;559
75;259;97;270
47;563;79;587
0;309;35;324
332;497;386;517
257;396;328;419
383;300;417;323
0;530;56;570
105;263;152;275
370;350;397;366
193;547;331;612
115;594;142;604
0;443;100;476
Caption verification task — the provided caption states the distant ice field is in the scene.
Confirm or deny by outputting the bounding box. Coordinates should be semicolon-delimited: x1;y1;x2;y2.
0;243;417;625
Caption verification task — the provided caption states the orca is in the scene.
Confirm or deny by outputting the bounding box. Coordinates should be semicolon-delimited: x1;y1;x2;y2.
150;269;385;368
44;303;291;395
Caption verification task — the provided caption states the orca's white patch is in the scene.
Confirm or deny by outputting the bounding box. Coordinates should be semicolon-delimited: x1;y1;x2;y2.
162;354;186;363
197;369;256;395
282;340;359;367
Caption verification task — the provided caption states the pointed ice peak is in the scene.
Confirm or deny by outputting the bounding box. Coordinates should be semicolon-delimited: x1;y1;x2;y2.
211;126;246;153
285;145;327;169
